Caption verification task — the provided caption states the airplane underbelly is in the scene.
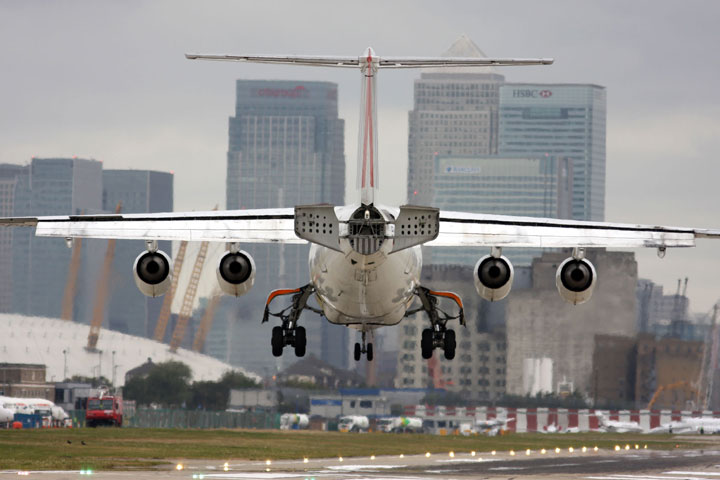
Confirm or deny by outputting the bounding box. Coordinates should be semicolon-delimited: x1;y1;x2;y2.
308;243;421;327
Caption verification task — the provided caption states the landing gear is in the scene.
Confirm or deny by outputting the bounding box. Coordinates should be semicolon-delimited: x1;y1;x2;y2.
407;286;464;360
264;284;322;357
354;330;374;361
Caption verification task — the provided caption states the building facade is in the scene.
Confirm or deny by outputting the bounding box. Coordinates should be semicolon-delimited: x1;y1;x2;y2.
498;84;607;221
102;169;173;338
432;155;572;266
0;363;54;400
407;37;504;207
506;250;637;398
225;80;346;371
12;158;105;322
0;164;29;313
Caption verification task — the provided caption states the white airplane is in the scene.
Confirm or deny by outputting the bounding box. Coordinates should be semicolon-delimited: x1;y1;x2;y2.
649;417;720;434
595;412;645;433
476;415;515;435
3;47;720;362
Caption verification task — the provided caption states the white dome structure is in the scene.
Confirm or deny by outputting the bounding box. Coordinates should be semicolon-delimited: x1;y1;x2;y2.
0;313;259;386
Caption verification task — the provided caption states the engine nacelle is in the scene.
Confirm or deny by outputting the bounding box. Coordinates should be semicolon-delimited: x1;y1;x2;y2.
474;254;514;301
555;257;597;305
217;250;255;297
133;250;172;297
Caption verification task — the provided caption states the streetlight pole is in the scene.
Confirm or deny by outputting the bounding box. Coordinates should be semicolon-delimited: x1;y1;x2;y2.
62;349;68;381
111;351;116;387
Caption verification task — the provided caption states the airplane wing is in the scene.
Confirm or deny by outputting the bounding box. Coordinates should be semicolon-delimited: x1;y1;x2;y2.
428;210;720;249
0;208;302;244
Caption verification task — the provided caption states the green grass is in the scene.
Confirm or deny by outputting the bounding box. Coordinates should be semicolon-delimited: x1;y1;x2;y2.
0;428;709;471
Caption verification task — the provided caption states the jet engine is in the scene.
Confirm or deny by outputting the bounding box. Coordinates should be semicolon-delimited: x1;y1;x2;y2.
474;254;514;301
133;250;172;297
217;250;255;297
556;256;596;305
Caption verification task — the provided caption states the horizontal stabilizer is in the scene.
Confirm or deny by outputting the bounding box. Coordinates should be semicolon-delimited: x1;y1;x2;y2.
185;53;553;68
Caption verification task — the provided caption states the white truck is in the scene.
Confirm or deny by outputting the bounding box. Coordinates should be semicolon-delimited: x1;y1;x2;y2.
338;415;369;432
279;413;309;430
377;416;424;433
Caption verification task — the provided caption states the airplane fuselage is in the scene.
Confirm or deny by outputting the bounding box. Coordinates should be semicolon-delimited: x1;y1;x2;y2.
308;242;422;330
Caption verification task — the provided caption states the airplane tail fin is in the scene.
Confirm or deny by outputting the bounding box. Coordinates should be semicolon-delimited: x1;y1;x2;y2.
186;50;552;206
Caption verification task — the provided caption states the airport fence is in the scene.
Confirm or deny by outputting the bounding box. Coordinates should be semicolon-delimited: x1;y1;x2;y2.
67;409;280;429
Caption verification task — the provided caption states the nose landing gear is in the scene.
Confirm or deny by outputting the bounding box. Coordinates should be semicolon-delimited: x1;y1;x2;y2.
354;330;374;361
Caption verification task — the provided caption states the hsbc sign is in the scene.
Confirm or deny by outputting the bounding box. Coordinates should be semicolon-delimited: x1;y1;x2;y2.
512;89;553;98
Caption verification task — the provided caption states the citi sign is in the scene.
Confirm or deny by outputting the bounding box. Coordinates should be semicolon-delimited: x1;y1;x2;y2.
512;89;553;98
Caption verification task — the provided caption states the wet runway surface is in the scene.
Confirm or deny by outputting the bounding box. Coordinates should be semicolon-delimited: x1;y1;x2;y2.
5;448;720;480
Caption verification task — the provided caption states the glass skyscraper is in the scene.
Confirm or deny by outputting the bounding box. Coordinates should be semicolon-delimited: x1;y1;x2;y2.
432;155;573;266
498;84;606;221
223;79;347;372
103;169;173;338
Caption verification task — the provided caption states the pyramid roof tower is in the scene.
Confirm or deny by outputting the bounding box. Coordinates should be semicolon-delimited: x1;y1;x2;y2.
425;34;500;75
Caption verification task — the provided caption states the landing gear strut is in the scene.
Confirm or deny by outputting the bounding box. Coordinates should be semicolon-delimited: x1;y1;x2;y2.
406;286;464;360
264;284;323;357
354;330;374;362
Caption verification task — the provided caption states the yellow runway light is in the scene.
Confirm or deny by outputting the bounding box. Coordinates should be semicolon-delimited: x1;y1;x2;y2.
569;447;574;453
425;452;431;458
471;451;476;457
449;451;455;458
525;449;531;456
541;449;546;454
176;464;184;471
555;447;561;454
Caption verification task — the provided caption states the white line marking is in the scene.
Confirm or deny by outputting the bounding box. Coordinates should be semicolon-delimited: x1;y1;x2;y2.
665;473;720;476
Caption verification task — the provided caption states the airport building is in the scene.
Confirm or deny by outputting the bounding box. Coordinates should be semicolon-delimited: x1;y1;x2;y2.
498;84;607;221
407;36;505;207
102;169;174;338
225;80;347;371
431;155;572;266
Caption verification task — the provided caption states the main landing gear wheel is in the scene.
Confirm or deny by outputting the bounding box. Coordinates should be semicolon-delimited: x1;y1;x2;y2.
294;326;307;357
406;287;465;360
271;326;284;357
366;342;374;362
354;342;362;361
443;329;456;360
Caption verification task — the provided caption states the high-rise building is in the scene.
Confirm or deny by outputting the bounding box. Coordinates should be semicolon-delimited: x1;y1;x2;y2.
226;80;346;370
498;84;607;221
12;158;104;322
407;36;505;207
432;155;572;266
102;169;173;338
0;164;29;312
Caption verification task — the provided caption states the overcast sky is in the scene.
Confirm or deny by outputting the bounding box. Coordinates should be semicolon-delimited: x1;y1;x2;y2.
2;0;720;313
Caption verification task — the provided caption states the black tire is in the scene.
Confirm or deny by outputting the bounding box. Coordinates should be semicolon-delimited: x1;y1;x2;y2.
271;326;284;357
444;329;456;360
367;342;374;361
294;326;307;357
354;342;361;361
421;329;433;359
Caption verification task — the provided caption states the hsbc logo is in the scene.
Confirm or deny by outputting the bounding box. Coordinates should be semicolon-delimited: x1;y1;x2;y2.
512;89;553;98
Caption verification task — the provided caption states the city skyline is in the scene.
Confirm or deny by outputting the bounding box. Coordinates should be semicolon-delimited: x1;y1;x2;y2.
2;1;720;312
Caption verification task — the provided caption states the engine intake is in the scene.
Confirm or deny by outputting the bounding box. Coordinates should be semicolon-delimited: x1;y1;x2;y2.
133;250;172;297
217;250;255;297
556;257;596;305
474;254;514;301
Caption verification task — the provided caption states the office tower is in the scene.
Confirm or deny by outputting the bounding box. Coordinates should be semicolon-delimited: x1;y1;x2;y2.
407;36;505;207
12;157;104;322
226;80;346;369
498;84;607;221
0;164;29;312
432;155;572;266
103;169;173;337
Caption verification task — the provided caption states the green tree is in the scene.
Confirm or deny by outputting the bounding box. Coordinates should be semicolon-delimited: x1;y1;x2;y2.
123;361;191;407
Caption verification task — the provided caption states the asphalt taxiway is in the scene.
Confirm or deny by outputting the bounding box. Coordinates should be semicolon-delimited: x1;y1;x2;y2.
5;446;720;480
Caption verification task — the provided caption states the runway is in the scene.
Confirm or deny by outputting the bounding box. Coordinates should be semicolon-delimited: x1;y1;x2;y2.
5;447;720;480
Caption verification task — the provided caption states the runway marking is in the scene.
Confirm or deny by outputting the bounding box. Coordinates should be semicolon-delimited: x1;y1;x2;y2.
323;464;406;471
586;475;719;480
202;474;310;479
489;466;527;471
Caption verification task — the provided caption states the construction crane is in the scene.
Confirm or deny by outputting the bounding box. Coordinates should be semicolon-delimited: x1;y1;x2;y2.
86;202;122;350
192;293;222;352
169;239;211;352
646;380;699;410
61;237;83;320
153;240;188;342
